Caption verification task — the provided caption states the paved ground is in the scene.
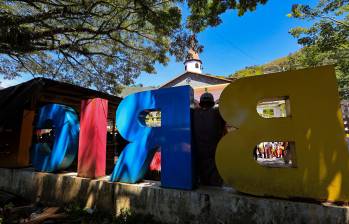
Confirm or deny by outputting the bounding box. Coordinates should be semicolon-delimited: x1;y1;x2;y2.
256;157;293;168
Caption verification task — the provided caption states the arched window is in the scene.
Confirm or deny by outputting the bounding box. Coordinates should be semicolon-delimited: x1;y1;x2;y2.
195;63;199;68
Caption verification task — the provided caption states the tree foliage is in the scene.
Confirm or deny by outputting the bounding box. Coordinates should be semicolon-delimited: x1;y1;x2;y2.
0;0;267;94
186;0;267;32
232;65;263;78
230;0;349;99
289;0;349;99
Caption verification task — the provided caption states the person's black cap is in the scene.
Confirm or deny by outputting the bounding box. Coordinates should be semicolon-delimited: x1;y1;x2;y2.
199;92;215;108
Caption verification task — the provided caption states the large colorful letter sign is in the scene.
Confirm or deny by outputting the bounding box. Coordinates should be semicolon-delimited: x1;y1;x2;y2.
110;86;194;190
216;65;349;202
32;104;80;172
78;98;108;178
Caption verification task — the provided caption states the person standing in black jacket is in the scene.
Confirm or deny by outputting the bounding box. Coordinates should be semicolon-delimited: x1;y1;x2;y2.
192;92;226;186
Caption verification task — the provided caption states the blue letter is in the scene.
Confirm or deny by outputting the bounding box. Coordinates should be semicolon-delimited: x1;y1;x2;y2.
32;104;80;172
110;86;194;190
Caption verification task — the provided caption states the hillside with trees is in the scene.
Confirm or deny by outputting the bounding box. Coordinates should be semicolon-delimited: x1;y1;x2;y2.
229;54;295;78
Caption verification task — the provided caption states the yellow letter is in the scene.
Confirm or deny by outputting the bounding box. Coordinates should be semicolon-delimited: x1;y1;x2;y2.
217;65;349;202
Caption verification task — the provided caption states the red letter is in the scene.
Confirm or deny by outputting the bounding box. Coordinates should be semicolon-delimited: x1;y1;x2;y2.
78;98;108;178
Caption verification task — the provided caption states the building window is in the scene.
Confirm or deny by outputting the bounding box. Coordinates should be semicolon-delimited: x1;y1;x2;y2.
195;63;199;68
185;65;187;71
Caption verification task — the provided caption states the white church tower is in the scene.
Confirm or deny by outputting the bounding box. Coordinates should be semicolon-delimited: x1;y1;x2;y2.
184;48;202;74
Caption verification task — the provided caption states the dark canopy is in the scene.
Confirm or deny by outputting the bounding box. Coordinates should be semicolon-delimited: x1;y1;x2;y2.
0;78;122;126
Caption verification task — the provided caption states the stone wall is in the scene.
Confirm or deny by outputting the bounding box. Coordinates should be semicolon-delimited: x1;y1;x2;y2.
0;168;348;224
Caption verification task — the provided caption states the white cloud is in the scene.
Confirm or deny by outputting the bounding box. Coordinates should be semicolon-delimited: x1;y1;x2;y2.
0;75;32;88
0;79;22;88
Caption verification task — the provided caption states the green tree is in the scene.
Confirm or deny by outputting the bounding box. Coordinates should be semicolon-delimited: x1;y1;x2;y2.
0;0;267;94
289;0;349;99
231;65;263;78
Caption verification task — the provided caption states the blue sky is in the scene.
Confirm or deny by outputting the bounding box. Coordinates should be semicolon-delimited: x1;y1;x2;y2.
0;0;317;88
136;0;317;87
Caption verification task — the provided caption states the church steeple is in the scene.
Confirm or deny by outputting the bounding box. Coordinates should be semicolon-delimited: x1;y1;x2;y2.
184;35;202;74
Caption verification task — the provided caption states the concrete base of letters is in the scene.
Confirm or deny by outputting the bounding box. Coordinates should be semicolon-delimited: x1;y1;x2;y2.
0;168;348;223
